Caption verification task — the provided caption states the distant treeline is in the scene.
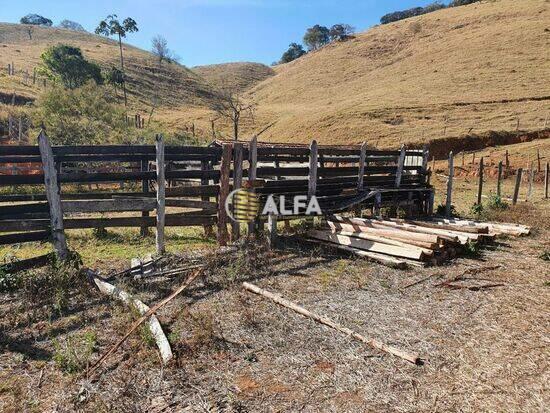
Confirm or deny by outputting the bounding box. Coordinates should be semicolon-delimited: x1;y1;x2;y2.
380;0;482;25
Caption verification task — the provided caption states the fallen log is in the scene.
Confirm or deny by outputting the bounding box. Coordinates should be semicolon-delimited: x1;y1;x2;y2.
88;269;202;375
89;272;173;364
242;282;422;365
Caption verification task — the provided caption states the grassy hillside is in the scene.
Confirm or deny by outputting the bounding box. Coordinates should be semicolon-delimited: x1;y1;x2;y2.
244;0;550;147
0;23;214;111
192;62;274;93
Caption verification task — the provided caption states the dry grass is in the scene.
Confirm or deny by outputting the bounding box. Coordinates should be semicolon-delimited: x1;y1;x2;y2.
193;62;275;93
0;219;548;411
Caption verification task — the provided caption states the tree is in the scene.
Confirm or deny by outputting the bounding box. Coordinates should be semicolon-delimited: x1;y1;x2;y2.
39;44;103;89
20;14;52;26
58;20;86;32
329;24;355;41
151;35;177;65
280;43;306;64
450;0;481;6
209;85;255;141
95;15;138;106
25;25;34;40
303;25;330;51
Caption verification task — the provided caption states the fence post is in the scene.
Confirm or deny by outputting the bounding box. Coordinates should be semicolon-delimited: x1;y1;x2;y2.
395;145;406;188
477;157;484;205
497;161;503;197
201;160;214;238
308;140;318;199
373;191;382;218
357;141;367;191
545;162;549;199
422;145;429;185
155;135;166;254
231;143;243;241
248;136;257;236
537;150;541;172
527;163;534;201
267;213;278;249
38;131;68;260
512;168;522;205
217;144;232;245
446;151;454;217
505;150;509;168
140;159;150;237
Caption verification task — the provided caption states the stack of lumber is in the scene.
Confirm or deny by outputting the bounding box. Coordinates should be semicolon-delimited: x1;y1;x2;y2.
306;215;530;268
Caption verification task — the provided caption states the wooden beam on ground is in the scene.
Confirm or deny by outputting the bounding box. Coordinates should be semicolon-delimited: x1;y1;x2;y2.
0;253;55;274
242;282;421;364
156;135;166;254
38;131;68;260
307;229;428;260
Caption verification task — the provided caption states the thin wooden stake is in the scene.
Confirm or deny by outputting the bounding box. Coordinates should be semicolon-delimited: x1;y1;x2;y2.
512;168;522;205
497;161;503;197
243;282;421;365
446;151;454;217
155;135;166;254
527;162;534;201
477;157;484;205
38;131;68;260
545;162;549;199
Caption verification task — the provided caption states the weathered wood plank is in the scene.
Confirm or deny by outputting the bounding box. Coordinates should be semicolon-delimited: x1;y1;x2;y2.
308;140;318;198
217;144;232;246
232;143;244;241
38;131;68;260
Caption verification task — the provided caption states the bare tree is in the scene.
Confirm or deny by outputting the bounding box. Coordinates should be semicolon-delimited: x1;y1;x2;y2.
151;35;170;65
209;86;255;141
25;25;34;40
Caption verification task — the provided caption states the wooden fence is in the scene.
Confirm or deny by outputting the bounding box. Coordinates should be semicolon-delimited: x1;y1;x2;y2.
0;134;432;263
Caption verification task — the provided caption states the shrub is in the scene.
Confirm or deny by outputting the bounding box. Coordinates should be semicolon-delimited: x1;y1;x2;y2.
53;331;97;374
38;44;103;89
280;43;306;64
469;203;484;217
487;194;508;210
436;203;457;217
32;83;128;145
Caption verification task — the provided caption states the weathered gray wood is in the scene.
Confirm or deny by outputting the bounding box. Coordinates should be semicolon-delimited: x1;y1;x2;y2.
512;168;522;205
373;191;382;218
218;144;232;246
156;135;166;254
62;198;157;213
200;160;215;238
38;131;68;260
242;282;420;364
0;230;51;245
545;162;549;199
357;141;367;191
497;161;503;197
267;213;277;249
477;157;484;205
141;159;150;237
165;199;217;211
527;163;534;201
308;140;318;198
445;151;454;217
232;143;244;241
248;136;258;236
395;145;406;188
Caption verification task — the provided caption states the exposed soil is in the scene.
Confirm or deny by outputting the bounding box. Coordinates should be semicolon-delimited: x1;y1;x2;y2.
1;221;548;412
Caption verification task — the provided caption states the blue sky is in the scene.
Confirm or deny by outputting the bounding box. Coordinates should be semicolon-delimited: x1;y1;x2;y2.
2;0;442;67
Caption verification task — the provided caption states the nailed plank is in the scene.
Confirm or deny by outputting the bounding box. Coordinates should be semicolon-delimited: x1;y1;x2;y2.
0;230;50;245
62;199;157;213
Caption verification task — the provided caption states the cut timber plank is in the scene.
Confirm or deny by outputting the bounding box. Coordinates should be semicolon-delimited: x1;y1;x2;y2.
328;227;435;257
391;218;489;234
308;230;429;260
331;215;441;244
327;221;439;250
429;217;529;236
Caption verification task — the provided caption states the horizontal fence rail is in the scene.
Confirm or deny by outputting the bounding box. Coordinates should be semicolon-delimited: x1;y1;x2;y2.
1;135;432;261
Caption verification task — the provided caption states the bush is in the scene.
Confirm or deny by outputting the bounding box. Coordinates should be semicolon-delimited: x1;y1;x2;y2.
436;203;457;217
487;194;508;210
32;84;129;145
39;44;103;89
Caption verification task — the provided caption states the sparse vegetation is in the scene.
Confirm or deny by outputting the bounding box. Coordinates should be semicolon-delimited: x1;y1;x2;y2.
209;84;255;141
53;331;97;374
151;35;178;65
